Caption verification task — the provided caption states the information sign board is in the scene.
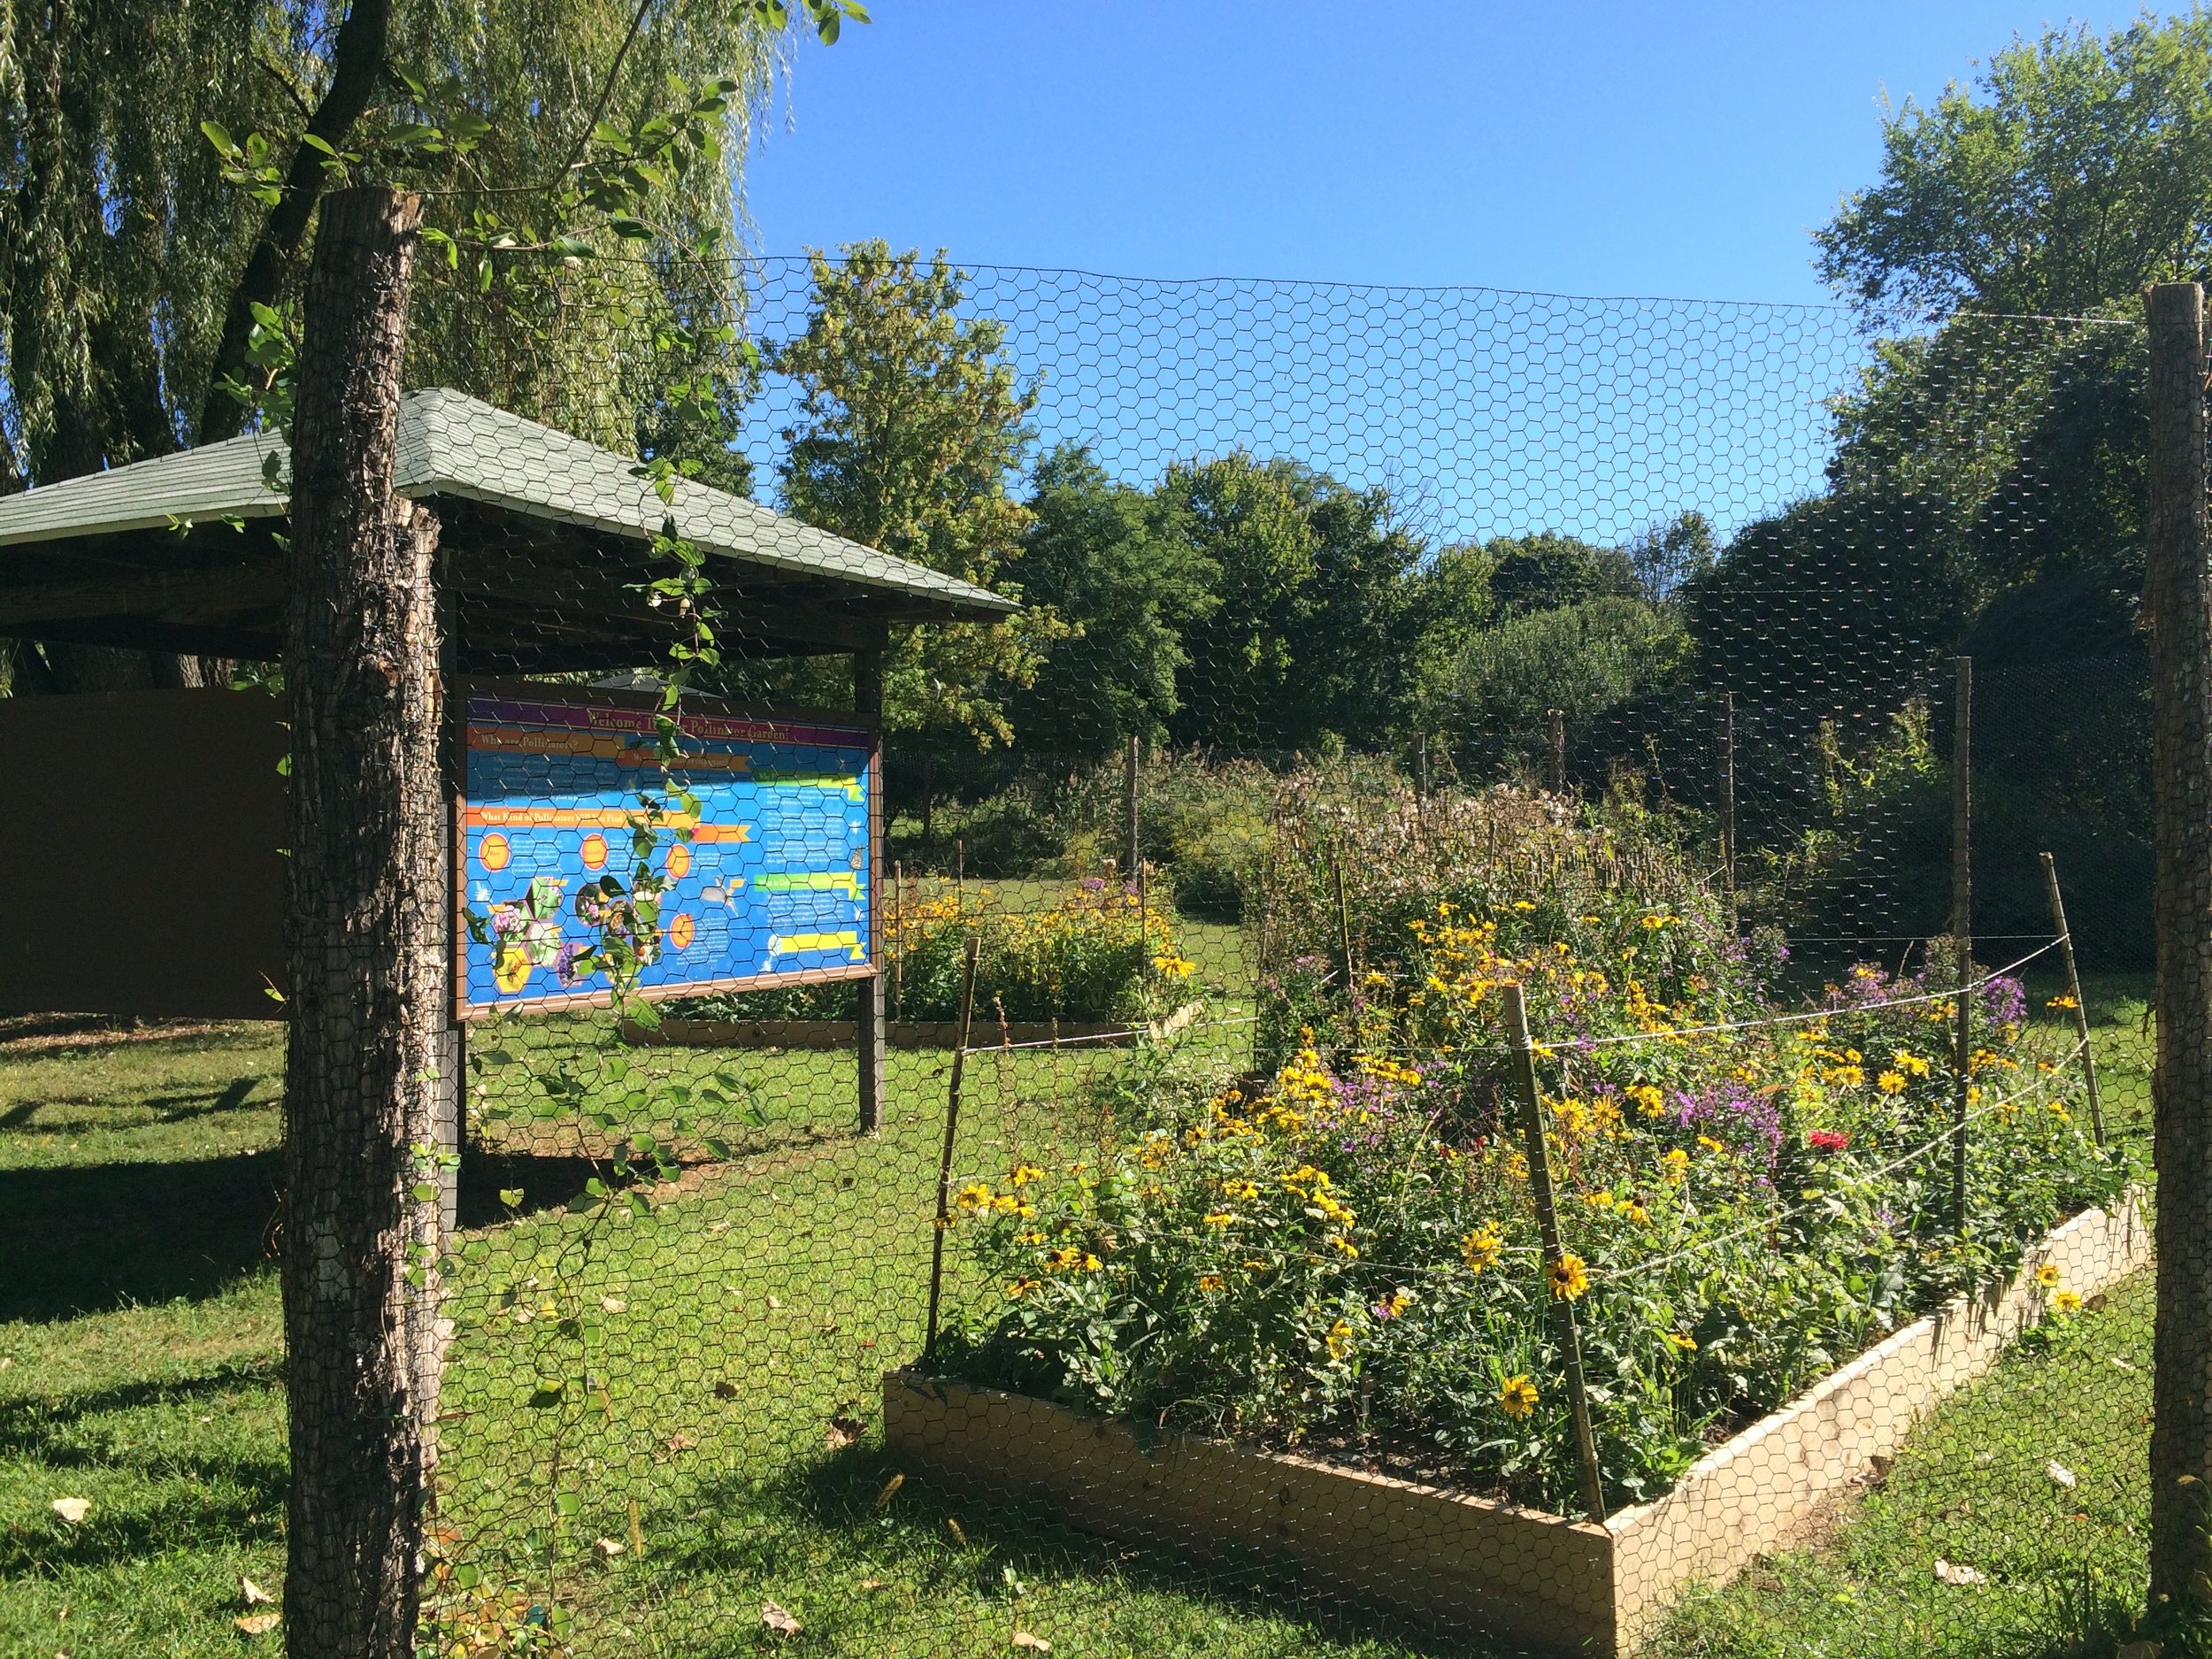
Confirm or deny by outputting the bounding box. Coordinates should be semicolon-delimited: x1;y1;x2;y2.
457;689;875;1015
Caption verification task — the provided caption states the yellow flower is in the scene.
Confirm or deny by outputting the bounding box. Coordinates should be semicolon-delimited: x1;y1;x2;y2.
1660;1148;1689;1183
1221;1179;1259;1202
2033;1263;2061;1289
1198;1274;1225;1294
1383;1289;1413;1317
1498;1373;1540;1418
1625;1083;1666;1118
1006;1278;1040;1299
1581;1190;1617;1210
1152;954;1195;979
1325;1318;1355;1361
1548;1253;1591;1301
2047;994;2079;1010
1696;1134;1726;1156
1623;1202;1651;1225
1665;1331;1697;1351
1009;1163;1045;1187
2052;1290;2083;1314
1461;1225;1504;1273
1328;1235;1360;1258
1893;1049;1932;1078
1202;1210;1236;1227
1876;1071;1908;1095
954;1182;994;1213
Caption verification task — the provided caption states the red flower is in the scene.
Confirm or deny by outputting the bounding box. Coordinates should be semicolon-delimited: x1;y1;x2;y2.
1808;1130;1851;1153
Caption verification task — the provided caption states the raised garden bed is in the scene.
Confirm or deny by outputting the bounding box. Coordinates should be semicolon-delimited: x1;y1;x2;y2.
618;1002;1203;1050
885;1192;2146;1657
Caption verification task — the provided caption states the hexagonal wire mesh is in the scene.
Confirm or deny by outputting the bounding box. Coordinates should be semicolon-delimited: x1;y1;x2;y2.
408;255;2154;1658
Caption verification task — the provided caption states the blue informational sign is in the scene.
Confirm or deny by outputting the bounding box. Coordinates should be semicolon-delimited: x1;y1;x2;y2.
457;690;874;1015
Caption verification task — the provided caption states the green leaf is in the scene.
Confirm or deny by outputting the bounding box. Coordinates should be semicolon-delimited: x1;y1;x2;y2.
199;120;239;158
499;1187;525;1208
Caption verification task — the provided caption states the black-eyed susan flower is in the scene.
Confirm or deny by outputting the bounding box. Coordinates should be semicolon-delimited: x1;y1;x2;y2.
1499;1374;1540;1418
1461;1224;1503;1272
1548;1253;1591;1301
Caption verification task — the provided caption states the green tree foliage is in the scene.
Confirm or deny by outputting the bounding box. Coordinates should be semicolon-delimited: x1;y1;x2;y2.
1419;595;1689;778
1008;444;1218;757
772;241;1062;745
1816;14;2212;322
1485;530;1640;616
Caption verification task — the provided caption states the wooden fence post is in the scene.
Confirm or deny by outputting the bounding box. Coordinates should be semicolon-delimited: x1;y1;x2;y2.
1951;655;1972;1233
1548;708;1566;794
2039;851;2106;1146
281;185;440;1659
924;933;983;1365
1719;689;1737;897
856;643;887;1136
2145;280;2212;1622
1501;979;1606;1523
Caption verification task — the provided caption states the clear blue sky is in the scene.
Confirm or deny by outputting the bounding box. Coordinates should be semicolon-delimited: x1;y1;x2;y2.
744;1;2127;303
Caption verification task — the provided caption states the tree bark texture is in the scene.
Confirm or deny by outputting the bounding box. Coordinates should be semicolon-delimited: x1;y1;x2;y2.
2147;280;2212;1620
280;186;445;1659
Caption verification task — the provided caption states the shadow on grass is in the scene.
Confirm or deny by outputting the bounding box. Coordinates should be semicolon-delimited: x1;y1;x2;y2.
0;1360;286;1578
641;1439;1544;1658
0;1153;283;1320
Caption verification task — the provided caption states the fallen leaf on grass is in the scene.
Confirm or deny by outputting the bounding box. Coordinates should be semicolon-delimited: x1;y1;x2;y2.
664;1432;698;1453
767;1295;782;1310
1934;1560;1987;1586
946;1517;969;1546
599;1296;626;1314
2047;1461;2078;1489
825;1413;866;1450
234;1613;281;1635
875;1472;904;1509
1012;1633;1051;1652
761;1600;802;1637
2113;1356;2139;1372
592;1537;625;1560
49;1498;88;1525
240;1578;274;1607
859;1578;885;1591
712;1379;739;1399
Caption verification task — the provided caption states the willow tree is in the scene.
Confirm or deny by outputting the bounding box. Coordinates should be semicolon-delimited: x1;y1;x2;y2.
0;0;827;689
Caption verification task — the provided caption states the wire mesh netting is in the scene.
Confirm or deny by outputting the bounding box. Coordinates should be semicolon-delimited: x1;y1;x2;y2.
0;253;2162;1658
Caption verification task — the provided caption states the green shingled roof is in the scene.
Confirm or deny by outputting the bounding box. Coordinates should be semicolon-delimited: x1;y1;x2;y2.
0;388;1013;625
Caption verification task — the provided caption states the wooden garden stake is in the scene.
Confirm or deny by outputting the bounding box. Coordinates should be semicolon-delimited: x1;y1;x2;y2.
1332;847;1356;996
1502;979;1606;1523
1719;689;1737;898
891;859;905;1024
2039;851;2105;1145
1416;731;1431;800
1126;734;1148;973
1950;655;1973;1233
924;932;983;1366
1548;708;1566;794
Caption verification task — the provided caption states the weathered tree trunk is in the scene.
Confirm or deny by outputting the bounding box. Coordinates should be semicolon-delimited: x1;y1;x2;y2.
2146;280;2212;1624
280;186;445;1659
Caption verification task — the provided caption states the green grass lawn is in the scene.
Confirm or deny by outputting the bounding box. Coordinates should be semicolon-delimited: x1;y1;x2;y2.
0;970;2166;1658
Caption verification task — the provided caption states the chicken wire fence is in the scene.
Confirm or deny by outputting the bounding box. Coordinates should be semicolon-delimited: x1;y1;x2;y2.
368;257;2159;1659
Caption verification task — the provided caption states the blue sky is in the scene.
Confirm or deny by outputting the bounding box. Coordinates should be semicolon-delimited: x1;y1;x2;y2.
744;1;2126;303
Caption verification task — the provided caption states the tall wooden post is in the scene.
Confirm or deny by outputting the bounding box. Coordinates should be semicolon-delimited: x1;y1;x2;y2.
1718;689;1737;897
1125;733;1147;947
1502;980;1605;1523
2146;280;2212;1622
280;186;440;1659
856;643;887;1135
1950;656;1972;1233
1548;708;1566;794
